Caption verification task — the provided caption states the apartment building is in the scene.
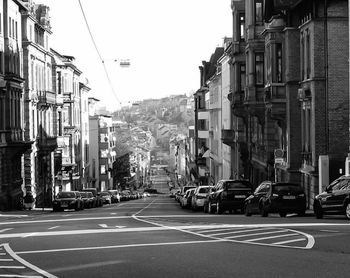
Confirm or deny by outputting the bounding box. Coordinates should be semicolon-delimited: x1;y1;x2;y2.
0;0;31;210
21;0;57;207
194;47;223;185
229;0;349;207
51;49;83;192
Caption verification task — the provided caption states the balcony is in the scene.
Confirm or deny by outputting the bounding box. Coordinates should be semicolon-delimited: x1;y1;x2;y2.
230;91;247;118
38;91;56;107
221;129;235;147
264;85;286;120
37;135;58;152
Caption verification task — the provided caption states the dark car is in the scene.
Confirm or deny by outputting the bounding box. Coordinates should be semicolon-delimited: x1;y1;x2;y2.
99;191;112;204
53;191;84;212
82;188;103;207
313;175;350;219
80;191;92;208
244;181;306;217
207;180;253;214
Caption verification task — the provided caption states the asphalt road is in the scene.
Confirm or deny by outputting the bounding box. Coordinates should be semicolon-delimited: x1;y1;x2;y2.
1;192;350;277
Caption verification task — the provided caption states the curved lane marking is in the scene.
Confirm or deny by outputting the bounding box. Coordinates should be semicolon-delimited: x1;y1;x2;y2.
0;243;57;278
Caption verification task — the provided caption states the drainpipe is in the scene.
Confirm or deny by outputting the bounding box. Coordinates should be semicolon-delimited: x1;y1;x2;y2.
324;0;329;154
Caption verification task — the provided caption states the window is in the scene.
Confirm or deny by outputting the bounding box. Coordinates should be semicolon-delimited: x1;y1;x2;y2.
15;21;17;39
58;111;62;136
198;119;208;131
255;53;264;85
239;13;245;40
100;165;107;174
275;43;282;83
239;64;246;92
306;30;311;79
255;0;263;25
0;13;2;33
9;17;11;37
301;35;304;79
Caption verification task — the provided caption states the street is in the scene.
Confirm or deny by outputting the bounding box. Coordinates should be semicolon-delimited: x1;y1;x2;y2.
1;191;350;278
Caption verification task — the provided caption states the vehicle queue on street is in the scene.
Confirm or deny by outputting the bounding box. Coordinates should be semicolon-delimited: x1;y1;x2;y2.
52;189;150;212
171;176;350;220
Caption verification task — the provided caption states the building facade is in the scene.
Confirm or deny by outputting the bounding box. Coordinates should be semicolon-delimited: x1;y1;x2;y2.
0;0;31;210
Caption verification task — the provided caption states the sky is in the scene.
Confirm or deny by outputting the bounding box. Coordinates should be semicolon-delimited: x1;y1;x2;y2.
38;0;232;111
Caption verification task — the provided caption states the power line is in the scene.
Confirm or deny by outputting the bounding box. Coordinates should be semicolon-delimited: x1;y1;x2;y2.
77;0;122;107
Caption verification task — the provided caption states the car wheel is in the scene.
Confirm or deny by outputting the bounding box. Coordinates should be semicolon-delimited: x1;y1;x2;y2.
216;201;223;214
314;201;323;219
244;203;252;217
279;212;287;217
259;203;268;217
345;202;350;219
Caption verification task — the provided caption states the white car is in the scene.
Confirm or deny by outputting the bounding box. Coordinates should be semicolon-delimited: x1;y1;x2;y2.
180;188;196;209
191;186;212;211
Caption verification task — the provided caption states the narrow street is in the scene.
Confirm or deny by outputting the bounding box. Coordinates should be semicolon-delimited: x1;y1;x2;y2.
1;191;350;278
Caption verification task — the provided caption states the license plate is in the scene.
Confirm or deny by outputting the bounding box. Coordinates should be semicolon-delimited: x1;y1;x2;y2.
61;204;68;207
283;196;295;199
235;195;246;198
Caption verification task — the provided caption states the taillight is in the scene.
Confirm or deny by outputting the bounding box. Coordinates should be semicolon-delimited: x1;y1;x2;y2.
272;193;279;197
298;193;305;197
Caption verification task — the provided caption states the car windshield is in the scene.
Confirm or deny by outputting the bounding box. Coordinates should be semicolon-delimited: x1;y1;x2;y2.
80;192;87;197
327;178;350;191
225;181;252;189
273;184;303;194
57;192;75;198
198;187;210;193
100;192;110;196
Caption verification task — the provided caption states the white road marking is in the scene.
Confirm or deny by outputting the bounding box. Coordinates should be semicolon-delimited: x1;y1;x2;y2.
0;229;13;233
246;233;297;242
0;259;13;261
0;253;6;256
320;229;339;233
0;275;43;278
0;266;25;269
48;226;59;230
16;239;222;255
0;214;28;218
224;229;288;239
208;227;275;236
22;233;37;238
274;238;306;245
98;224;108;228
1;243;57;278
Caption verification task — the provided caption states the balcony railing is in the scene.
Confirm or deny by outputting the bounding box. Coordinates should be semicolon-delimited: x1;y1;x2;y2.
37;90;56;106
37;135;58;152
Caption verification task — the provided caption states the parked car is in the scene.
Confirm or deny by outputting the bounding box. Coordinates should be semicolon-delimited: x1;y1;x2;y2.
244;181;306;217
82;188;103;207
207;180;253;214
108;190;121;203
313;175;350;219
80;191;93;208
53;191;84;212
99;191;112;204
191;186;212;211
180;188;196;209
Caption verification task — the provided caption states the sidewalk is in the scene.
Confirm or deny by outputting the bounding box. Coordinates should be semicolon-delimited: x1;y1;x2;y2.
0;207;53;217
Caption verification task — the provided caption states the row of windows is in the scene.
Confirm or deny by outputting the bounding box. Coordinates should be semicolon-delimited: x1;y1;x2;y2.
8;16;18;40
